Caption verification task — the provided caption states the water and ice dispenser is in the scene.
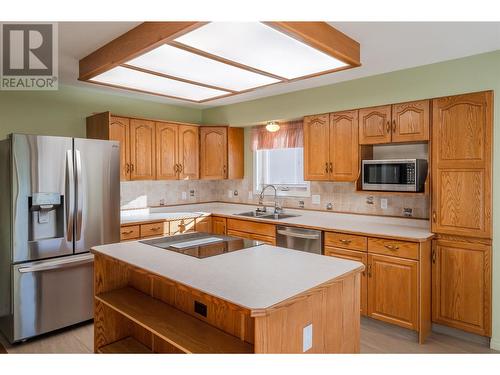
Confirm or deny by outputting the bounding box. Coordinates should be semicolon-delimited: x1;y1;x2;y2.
28;192;64;241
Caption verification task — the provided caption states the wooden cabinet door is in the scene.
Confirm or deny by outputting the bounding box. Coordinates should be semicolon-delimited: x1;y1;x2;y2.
432;239;491;336
178;125;199;180
212;216;227;235
367;254;418;330
358;105;392;144
109;116;130;181
392;100;430;143
303;114;331;181
325;247;367;315
200;127;227;180
329;110;359;182
155;122;178;180
227;127;244;179
195;217;212;233
431;91;492;238
130;119;156;180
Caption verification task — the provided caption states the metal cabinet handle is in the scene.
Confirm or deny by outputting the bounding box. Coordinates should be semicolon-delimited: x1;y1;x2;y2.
329;162;333;173
174;164;179;173
151;227;161;231
386;121;390;133
122;230;134;235
367;264;372;278
130;163;135;172
432;249;437;264
339;239;352;245
179;164;184;173
125;163;130;173
392;119;396;132
223;165;227;176
432;211;437;223
384;244;400;250
325;162;329;173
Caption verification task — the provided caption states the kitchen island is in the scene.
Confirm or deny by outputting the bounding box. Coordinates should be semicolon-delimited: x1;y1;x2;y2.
91;238;364;354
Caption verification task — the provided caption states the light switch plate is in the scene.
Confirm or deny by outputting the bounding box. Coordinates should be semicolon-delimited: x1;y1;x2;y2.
228;190;234;198
312;195;320;204
181;192;187;200
303;324;313;352
381;198;388;209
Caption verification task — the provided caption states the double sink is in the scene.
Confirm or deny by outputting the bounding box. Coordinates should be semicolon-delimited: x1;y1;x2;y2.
235;210;299;220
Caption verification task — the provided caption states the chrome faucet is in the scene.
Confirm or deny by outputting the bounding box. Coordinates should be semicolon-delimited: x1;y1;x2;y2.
258;184;282;214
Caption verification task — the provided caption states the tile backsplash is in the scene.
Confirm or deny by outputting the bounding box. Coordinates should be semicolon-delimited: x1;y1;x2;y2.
121;177;429;219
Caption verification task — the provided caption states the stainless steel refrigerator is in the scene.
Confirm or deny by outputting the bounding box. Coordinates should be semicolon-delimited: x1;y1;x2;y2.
0;134;120;343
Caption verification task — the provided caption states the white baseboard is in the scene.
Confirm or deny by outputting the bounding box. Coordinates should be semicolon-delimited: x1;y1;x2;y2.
490;337;500;351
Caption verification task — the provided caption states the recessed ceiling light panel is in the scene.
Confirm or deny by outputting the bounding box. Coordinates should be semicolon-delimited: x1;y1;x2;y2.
90;66;230;101
175;22;348;79
126;44;279;91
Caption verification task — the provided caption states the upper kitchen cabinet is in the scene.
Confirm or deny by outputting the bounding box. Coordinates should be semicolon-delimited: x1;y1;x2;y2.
359;100;430;145
304;112;359;182
129;119;156;180
87;112;131;180
304;114;331;181
359;105;392;144
200;126;244;180
178;125;200;180
330;110;359;181
156;122;178;180
392;100;430;143
431;91;492;238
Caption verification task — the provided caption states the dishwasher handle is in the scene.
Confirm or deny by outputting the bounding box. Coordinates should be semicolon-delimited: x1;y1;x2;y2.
277;229;321;240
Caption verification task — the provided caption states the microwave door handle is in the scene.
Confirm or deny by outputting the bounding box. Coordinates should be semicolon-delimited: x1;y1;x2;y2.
65;150;74;242
75;150;83;241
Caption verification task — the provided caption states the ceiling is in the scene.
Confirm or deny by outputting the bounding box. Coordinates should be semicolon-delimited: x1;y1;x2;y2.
60;22;500;109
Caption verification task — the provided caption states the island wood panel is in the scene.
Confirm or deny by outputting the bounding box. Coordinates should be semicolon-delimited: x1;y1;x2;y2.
253;272;361;353
227;127;244;179
178;125;199;180
391;100;430;143
367;254;419;331
324;246;367;315
129;119;156;180
200;127;228;180
358;105;392;144
432;239;491;336
431;91;492;239
155;122;178;180
303;114;331;181
329;110;359;181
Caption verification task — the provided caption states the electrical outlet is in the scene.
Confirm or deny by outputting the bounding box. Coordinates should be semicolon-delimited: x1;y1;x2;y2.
181;191;187;200
311;195;320;204
381;198;388;209
303;324;313;352
228;190;233;198
233;190;238;196
189;190;195;197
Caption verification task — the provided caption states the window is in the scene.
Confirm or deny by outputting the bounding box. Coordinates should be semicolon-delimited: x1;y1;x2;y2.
254;147;310;197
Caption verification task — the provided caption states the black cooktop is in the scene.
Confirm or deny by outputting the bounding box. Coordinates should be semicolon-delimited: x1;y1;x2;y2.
140;232;262;259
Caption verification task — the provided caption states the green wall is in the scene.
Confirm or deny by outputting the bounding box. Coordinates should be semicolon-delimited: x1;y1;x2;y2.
0;84;202;139
203;50;500;350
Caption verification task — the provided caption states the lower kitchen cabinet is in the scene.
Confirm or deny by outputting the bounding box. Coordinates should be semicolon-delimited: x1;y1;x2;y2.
367;254;419;331
194;216;212;233
432;239;491;336
212;216;227;235
325;247;367;315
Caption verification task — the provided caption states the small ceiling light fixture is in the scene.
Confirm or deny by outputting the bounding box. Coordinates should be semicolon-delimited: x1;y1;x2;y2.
266;121;280;132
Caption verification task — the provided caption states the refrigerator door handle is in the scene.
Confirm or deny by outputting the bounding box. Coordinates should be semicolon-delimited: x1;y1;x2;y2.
75;149;83;241
18;254;94;273
65;150;74;242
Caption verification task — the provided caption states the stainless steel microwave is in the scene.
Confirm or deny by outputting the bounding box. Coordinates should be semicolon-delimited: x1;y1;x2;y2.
362;159;428;192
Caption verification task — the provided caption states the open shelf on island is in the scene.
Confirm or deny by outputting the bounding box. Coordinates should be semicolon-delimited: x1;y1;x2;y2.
98;337;152;354
95;287;254;354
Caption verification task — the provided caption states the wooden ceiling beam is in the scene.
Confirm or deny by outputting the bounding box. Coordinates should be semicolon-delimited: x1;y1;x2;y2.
79;22;206;81
264;22;361;67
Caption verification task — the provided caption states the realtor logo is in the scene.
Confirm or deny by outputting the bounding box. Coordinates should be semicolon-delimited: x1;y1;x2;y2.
1;23;58;90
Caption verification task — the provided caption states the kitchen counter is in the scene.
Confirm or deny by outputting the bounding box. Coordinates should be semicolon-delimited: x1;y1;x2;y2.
121;202;433;241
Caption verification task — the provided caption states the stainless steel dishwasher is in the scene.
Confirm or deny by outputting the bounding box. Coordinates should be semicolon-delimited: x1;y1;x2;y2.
276;225;323;254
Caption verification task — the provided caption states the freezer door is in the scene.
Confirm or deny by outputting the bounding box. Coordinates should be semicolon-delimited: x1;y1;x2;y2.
74;138;120;253
11;254;94;342
12;134;74;262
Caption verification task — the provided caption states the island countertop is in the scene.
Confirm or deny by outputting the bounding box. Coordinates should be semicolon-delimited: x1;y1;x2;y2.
91;240;364;311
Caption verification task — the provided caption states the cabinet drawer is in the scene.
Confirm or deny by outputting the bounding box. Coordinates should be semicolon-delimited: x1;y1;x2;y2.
227;218;275;237
368;238;419;260
227;229;275;245
140;222;167;238
169;219;195;235
325;232;367;251
120;225;140;241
